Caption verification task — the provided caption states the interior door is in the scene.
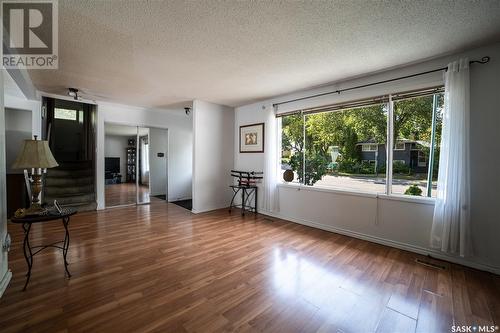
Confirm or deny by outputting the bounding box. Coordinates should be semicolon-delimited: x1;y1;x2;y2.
104;123;138;207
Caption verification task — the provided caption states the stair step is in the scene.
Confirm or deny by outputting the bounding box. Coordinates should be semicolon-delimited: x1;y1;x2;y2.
46;168;93;178
45;191;94;199
45;176;93;187
61;201;97;212
45;193;95;205
45;184;94;196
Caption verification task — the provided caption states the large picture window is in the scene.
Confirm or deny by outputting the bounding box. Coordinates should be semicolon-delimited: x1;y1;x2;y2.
279;88;444;198
391;94;443;197
304;104;387;193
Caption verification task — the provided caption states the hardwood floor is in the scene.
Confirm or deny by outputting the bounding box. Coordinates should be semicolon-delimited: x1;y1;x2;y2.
1;201;499;332
105;183;150;207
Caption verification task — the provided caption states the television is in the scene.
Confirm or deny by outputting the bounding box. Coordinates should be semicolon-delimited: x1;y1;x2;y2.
105;157;120;174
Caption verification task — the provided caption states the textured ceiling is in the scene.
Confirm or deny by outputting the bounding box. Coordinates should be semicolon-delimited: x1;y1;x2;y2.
28;0;500;108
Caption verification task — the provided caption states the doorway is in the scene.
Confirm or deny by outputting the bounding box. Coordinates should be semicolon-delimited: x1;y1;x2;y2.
42;97;97;211
104;124;168;208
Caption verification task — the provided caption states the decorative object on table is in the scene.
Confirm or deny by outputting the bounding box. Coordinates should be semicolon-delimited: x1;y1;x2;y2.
239;123;264;153
228;170;263;216
283;169;294;182
54;200;63;213
10;208;77;291
11;136;59;215
14;208;26;219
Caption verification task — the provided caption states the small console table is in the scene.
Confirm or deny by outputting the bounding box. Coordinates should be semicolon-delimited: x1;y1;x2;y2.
228;170;263;216
10;208;77;290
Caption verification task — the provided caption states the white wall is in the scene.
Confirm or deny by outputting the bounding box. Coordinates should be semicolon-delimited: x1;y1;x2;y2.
96;102;193;209
4;95;40;139
468;44;500;273
149;128;168;196
0;70;12;297
2;71;39;296
104;134;128;177
5;108;32;174
192;100;234;213
234;42;500;274
1;68;39;297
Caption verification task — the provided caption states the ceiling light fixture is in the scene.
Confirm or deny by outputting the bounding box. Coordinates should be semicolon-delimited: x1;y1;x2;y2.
184;107;191;115
68;88;79;100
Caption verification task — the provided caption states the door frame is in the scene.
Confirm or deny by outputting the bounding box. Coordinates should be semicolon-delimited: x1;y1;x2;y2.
103;121;169;209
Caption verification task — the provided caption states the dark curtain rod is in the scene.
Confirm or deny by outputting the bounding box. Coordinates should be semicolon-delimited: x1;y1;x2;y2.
273;56;490;109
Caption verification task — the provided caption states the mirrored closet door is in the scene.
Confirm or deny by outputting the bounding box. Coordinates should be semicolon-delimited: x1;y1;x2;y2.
137;127;150;204
104;124;167;208
104;123;140;207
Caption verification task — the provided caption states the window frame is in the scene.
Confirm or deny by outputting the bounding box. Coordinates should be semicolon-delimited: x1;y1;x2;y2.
361;144;378;152
278;86;443;200
54;108;78;121
394;142;405;150
417;150;428;167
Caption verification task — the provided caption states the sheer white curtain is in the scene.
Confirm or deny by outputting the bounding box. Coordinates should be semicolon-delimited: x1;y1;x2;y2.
262;105;280;213
430;58;471;257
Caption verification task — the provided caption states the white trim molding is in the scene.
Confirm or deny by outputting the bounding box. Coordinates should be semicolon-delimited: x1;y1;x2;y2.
0;270;12;298
277;182;435;205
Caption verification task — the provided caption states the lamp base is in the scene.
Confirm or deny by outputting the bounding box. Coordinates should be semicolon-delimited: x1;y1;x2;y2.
26;173;45;215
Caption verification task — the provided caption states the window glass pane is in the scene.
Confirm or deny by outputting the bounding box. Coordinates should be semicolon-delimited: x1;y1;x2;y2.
54;108;77;120
280;114;304;184
392;94;443;197
429;95;443;197
304;104;387;193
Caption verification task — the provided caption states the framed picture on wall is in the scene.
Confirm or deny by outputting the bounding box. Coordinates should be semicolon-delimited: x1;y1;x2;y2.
239;123;264;153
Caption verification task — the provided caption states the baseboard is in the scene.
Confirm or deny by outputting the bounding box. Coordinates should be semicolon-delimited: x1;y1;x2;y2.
0;269;12;298
258;210;500;275
192;204;229;214
168;196;192;202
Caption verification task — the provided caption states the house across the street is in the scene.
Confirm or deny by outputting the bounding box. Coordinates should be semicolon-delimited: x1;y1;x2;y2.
357;139;430;173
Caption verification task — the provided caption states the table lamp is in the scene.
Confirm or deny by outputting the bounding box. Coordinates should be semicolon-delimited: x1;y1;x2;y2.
12;135;59;214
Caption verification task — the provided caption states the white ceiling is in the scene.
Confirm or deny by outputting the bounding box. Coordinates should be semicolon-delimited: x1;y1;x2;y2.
28;0;500;108
105;124;149;137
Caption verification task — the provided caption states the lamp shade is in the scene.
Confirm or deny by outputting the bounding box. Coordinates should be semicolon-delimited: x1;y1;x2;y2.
12;139;59;169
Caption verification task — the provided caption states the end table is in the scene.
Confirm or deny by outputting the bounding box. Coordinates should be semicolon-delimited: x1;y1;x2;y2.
10;208;77;290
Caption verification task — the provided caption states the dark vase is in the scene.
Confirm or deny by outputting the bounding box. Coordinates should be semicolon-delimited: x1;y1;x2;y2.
283;169;294;182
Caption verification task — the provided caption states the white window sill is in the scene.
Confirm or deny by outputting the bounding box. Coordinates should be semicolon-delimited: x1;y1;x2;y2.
277;182;435;205
278;182;377;198
377;193;435;205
